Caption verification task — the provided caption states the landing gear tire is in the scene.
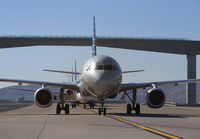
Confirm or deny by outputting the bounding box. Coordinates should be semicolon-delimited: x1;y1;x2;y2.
89;103;94;109
72;104;76;109
56;103;61;114
103;108;106;116
83;104;86;109
127;104;132;114
135;104;140;115
98;108;101;115
65;104;70;115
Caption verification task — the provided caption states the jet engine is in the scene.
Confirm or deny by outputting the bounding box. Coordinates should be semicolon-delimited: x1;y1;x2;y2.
146;88;165;108
34;87;54;108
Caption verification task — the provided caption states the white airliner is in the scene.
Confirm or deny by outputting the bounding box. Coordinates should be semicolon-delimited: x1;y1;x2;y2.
0;17;200;115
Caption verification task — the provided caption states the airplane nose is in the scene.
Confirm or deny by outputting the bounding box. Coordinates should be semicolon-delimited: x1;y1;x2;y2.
92;72;119;97
95;72;110;82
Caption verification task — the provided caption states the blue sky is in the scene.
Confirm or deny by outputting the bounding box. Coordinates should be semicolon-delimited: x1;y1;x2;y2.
0;0;200;88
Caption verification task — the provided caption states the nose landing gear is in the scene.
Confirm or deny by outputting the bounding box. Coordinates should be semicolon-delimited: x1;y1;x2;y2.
98;99;106;115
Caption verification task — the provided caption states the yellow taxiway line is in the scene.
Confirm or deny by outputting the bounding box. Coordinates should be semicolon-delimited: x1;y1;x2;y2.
106;115;182;139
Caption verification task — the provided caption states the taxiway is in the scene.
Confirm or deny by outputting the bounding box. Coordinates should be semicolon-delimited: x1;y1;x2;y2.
0;103;200;139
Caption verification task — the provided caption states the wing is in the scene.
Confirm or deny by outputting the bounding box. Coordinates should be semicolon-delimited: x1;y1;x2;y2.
9;87;36;92
8;87;61;94
0;78;80;91
122;70;144;74
120;79;200;91
43;69;81;75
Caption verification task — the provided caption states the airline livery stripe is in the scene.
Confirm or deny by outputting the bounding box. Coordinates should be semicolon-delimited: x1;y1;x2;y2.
106;115;182;139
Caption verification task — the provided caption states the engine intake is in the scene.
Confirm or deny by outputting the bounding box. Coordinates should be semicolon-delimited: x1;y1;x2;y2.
146;88;165;108
34;87;54;108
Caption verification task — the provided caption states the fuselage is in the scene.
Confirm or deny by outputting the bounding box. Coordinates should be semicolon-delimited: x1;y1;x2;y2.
77;55;122;103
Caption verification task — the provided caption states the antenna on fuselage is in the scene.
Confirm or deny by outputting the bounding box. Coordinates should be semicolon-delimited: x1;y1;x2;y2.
92;16;97;57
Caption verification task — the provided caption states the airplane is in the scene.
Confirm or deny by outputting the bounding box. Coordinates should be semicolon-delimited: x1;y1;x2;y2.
0;16;200;115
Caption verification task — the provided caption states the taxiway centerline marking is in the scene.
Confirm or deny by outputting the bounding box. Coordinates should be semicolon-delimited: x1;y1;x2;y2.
106;115;182;139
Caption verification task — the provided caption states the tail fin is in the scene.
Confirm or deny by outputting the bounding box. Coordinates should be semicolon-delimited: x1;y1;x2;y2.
120;91;131;103
74;59;77;81
120;93;127;103
92;16;97;57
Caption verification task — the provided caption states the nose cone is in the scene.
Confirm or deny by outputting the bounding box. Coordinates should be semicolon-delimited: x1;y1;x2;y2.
87;71;122;97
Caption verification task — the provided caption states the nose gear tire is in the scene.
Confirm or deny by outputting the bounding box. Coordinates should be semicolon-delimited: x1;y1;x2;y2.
127;104;132;114
135;104;140;114
56;103;61;114
65;104;70;115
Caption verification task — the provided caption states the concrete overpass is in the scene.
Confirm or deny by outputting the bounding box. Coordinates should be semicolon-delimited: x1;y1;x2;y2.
1;36;200;104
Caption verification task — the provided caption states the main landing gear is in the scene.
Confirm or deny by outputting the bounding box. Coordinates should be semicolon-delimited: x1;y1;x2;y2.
72;103;76;109
56;103;69;114
56;88;70;115
126;103;140;115
98;99;106;115
83;104;87;109
89;103;95;109
125;89;140;115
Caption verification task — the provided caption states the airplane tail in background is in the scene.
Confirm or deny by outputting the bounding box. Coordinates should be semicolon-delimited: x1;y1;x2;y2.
120;91;132;103
92;16;97;57
120;93;127;103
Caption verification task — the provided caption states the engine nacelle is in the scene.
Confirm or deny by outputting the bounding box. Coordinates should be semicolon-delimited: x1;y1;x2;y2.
146;88;165;108
34;87;54;108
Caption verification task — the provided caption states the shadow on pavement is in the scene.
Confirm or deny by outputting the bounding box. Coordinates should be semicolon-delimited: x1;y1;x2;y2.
109;112;190;118
0;113;97;116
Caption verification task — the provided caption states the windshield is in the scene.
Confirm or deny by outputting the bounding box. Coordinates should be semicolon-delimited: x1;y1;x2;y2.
94;65;117;70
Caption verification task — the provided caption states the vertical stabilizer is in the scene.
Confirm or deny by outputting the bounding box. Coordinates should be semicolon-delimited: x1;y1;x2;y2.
92;16;97;56
75;60;77;81
72;67;74;82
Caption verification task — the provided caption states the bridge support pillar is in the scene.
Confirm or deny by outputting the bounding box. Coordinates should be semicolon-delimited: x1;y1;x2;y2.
186;54;196;104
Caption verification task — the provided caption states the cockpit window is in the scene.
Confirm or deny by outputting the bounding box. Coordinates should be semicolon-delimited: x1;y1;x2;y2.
112;65;117;70
104;65;113;70
95;65;103;70
93;65;117;71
